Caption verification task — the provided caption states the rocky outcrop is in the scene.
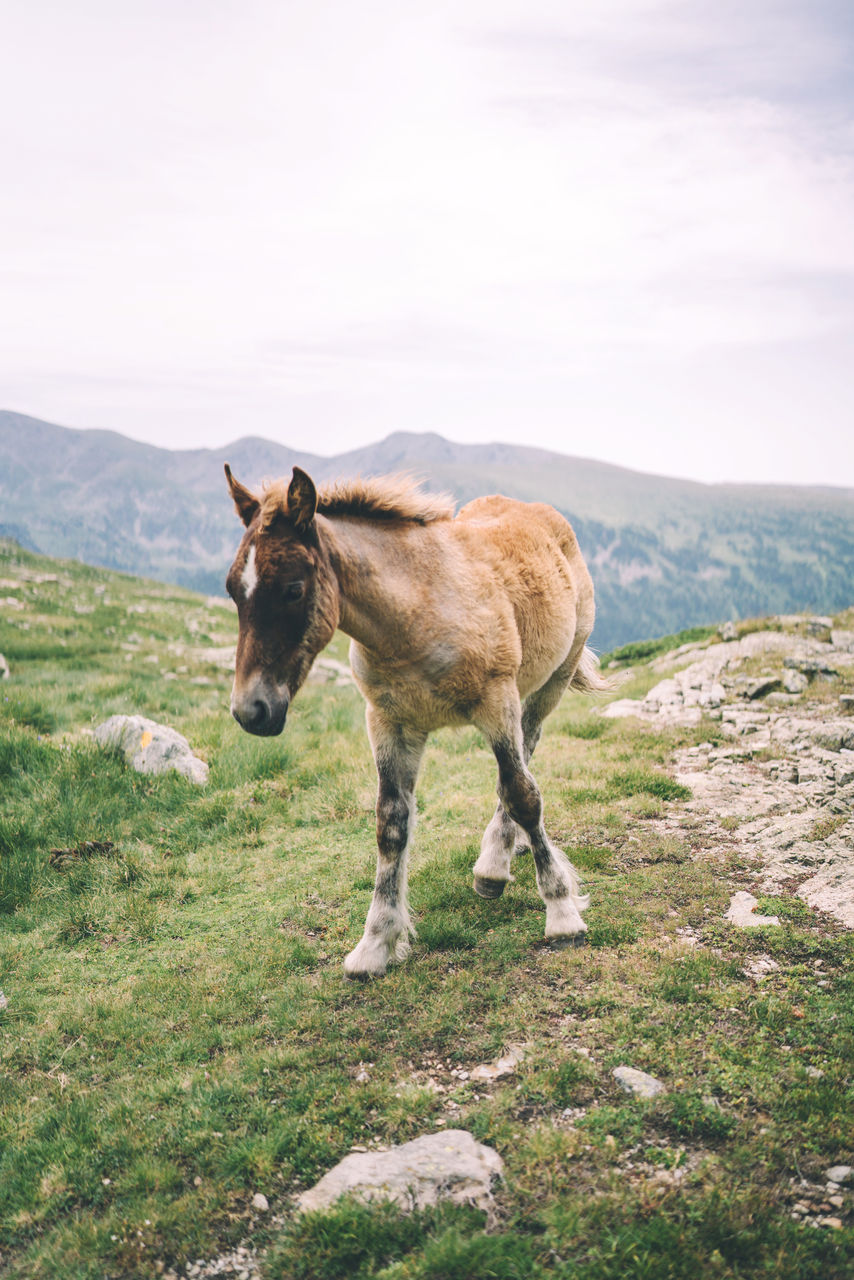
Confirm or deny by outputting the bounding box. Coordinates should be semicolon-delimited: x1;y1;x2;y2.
604;621;854;927
604;626;854;728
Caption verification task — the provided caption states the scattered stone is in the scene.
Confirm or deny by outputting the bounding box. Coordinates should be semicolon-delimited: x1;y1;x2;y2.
765;692;800;707
612;1066;666;1099
804;1066;825;1080
725;892;780;928
825;1165;853;1185
250;1192;269;1212
0;652;8;680
742;676;781;701
813;724;854;752
782;669;808;695
470;1044;526;1082
840;695;854;713
784;657;839;677
172;1244;261;1278
742;955;780;980
808;621;833;641
0;989;8;1011
95;715;209;785
719;621;738;641
296;1130;503;1220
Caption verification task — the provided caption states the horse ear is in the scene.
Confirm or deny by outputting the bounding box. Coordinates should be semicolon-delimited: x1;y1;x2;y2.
225;464;260;527
287;467;318;531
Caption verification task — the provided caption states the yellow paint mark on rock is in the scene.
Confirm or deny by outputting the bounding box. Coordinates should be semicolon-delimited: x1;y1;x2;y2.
140;731;153;749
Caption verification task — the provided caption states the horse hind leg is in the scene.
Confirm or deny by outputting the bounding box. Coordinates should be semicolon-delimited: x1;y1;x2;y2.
476;687;588;945
500;738;588;945
344;712;427;980
473;658;577;898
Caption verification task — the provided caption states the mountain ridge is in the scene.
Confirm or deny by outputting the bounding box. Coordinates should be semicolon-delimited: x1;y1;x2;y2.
2;409;852;651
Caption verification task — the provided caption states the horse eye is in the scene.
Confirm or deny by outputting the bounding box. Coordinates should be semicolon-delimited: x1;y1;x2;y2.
284;581;305;603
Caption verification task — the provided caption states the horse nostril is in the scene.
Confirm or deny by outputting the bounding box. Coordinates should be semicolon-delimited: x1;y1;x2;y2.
250;699;269;730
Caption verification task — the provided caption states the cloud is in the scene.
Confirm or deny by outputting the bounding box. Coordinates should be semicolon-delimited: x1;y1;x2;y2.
1;1;853;483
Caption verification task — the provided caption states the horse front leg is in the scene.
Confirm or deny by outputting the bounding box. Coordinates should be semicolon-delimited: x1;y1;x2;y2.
344;710;427;980
473;803;520;898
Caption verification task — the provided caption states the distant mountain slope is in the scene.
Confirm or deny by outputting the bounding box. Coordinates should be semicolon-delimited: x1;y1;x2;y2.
2;410;852;651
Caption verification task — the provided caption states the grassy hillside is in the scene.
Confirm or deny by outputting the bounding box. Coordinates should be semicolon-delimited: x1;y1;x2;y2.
2;411;853;653
1;542;853;1279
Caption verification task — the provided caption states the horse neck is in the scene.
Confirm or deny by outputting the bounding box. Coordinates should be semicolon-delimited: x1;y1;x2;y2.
318;514;433;654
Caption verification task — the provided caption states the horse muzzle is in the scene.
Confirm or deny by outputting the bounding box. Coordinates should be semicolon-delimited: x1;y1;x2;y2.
231;681;290;736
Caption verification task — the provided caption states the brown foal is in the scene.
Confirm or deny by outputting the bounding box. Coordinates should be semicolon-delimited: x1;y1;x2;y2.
225;464;607;978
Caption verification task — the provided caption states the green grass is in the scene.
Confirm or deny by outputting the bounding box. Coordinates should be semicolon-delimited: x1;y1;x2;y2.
1;542;853;1278
599;625;719;668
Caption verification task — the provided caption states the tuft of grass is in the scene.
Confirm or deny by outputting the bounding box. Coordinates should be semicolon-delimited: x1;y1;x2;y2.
600;625;718;668
573;768;691;805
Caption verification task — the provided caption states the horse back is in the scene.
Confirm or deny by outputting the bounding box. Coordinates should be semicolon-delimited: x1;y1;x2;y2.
456;494;589;589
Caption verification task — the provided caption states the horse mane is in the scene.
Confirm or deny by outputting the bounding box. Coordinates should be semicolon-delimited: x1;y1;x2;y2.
261;473;455;527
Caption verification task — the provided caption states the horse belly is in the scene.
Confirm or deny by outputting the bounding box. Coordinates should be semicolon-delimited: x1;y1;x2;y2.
516;626;575;701
512;569;582;700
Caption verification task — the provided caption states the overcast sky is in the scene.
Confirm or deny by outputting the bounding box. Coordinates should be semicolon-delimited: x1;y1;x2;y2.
2;0;853;485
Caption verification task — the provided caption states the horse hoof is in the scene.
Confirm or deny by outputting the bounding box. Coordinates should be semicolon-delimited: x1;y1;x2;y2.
549;933;587;950
344;968;376;983
473;875;507;899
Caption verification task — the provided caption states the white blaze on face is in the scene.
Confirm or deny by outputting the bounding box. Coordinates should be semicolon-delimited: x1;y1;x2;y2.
241;543;259;600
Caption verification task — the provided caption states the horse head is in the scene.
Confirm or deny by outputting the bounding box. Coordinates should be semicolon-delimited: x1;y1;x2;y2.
224;465;338;735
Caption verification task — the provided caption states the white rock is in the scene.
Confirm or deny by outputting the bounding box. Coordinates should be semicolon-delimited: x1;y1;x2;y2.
94;715;209;785
612;1066;666;1099
0;652;8;679
742;955;780;980
825;1165;853;1185
296;1129;503;1219
470;1044;526;1082
251;1192;269;1211
602;698;646;720
725;892;780;928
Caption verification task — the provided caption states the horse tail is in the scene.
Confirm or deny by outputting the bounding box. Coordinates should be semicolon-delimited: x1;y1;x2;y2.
570;646;618;694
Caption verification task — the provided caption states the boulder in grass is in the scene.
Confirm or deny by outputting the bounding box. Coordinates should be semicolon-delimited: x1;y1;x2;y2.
613;1066;666;1099
95;714;209;785
296;1130;503;1221
0;652;8;680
